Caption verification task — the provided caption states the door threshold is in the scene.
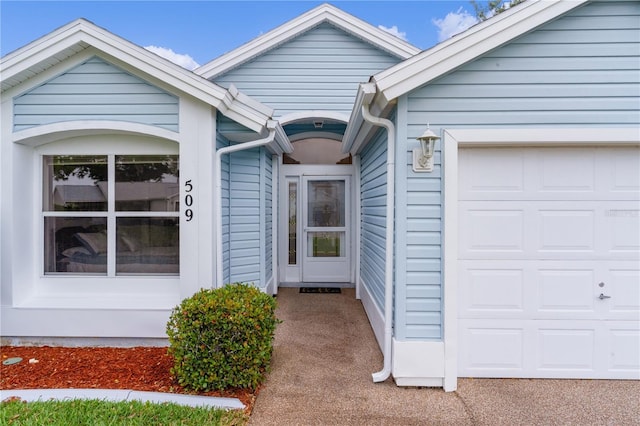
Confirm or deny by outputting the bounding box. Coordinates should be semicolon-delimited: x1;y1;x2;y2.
279;282;354;288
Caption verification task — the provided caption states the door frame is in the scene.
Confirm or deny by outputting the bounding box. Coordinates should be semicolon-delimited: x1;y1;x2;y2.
278;163;356;286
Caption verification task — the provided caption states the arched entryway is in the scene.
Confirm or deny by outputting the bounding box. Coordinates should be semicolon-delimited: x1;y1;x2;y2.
277;115;355;287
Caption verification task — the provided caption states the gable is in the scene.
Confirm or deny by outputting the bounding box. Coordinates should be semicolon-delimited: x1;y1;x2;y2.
13;56;179;132
212;22;404;117
407;0;640;128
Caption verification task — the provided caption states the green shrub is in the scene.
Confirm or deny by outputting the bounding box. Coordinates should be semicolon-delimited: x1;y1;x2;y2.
166;283;279;392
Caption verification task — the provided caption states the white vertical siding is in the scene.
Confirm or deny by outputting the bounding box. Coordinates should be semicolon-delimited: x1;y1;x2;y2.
212;23;402;116
398;0;640;341
13;56;179;132
359;128;387;312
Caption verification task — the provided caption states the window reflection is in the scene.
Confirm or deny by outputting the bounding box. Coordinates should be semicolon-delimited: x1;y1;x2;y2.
115;155;179;212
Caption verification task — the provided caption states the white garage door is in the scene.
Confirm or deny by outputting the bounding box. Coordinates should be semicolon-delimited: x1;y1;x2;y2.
458;146;640;379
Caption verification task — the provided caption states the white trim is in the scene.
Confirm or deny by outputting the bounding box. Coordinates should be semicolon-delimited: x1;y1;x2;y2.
359;277;384;351
373;0;589;102
195;4;420;79
442;130;459;392
270;154;279;295
279;111;350;126
445;128;640;147
442;126;640;392
354;155;362;299
12;121;180;147
392;340;444;388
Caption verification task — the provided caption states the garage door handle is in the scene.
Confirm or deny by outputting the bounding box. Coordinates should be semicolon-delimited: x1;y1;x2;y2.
598;293;611;300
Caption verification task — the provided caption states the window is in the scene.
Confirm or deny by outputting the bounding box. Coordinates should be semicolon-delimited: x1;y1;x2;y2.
43;155;179;276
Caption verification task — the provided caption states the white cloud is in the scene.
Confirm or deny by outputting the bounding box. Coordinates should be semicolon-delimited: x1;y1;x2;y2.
144;45;200;71
378;25;408;41
432;7;478;43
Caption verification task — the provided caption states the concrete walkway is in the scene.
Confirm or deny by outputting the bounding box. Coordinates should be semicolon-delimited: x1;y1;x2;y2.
249;287;640;425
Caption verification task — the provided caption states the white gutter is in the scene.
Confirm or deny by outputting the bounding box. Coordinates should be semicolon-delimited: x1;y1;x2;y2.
214;122;277;288
360;85;395;383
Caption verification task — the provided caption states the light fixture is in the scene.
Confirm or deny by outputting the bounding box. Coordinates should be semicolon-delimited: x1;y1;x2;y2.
413;125;440;172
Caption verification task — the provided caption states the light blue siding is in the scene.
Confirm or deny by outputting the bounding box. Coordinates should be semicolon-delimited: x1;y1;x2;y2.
396;0;640;341
212;23;402;116
216;131;231;284
228;147;262;286
359;128;387;313
407;1;640;129
264;151;273;287
13;56;179;132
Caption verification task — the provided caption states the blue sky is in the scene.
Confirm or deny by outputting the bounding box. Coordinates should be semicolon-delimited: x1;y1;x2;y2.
1;1;481;70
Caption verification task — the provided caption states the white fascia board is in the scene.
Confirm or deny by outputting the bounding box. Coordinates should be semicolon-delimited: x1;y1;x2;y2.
1;19;272;134
374;0;589;102
446;127;640;147
195;3;420;80
341;83;372;154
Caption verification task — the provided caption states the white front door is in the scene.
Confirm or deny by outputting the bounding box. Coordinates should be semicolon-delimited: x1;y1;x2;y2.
279;165;353;284
302;176;350;282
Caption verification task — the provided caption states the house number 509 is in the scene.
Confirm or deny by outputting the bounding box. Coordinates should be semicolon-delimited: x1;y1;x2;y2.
184;180;194;222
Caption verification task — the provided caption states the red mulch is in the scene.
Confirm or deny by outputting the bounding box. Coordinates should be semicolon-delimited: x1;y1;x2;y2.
0;346;257;414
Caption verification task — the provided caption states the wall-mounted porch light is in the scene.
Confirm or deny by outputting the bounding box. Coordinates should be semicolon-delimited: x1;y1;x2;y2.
413;125;440;172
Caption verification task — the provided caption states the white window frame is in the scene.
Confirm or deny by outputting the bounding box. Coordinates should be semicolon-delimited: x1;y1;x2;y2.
17;135;181;310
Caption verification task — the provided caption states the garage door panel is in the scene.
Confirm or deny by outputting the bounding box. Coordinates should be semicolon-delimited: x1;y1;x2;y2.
537;327;596;372
460;201;638;260
461;260;636;320
538;269;596;314
459;268;525;314
460;208;524;254
606;325;640;375
607;212;640;253
459;146;640;201
458;321;526;374
458;146;639;380
607;269;640;315
537;148;596;193
538;209;595;252
610;148;640;194
458;148;525;196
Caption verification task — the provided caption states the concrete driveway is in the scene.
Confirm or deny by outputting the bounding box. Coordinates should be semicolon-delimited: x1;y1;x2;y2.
249;288;640;425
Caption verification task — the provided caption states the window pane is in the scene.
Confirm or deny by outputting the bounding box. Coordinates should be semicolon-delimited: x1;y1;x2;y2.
307;232;345;257
307;180;345;227
44;217;107;274
288;181;297;265
116;217;179;275
43;156;107;211
115;155;179;212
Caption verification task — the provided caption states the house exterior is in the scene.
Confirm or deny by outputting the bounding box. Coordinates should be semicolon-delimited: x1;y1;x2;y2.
1;1;638;390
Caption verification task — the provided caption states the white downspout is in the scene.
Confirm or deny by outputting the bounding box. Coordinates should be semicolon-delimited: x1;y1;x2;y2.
361;102;395;383
215;125;276;288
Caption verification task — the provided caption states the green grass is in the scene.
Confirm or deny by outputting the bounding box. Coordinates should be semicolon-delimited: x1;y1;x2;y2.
0;399;247;426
